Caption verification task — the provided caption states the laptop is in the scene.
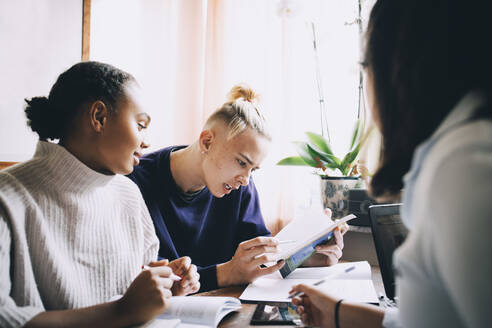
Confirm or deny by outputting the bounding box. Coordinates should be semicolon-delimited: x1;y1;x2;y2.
368;204;409;300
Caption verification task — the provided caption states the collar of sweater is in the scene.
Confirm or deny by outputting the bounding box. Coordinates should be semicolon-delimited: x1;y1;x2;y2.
32;140;115;192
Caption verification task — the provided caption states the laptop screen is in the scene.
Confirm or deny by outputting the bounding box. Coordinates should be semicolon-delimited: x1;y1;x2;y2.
368;204;408;300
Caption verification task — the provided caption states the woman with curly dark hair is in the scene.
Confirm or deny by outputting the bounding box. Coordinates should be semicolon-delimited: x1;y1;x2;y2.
0;61;199;327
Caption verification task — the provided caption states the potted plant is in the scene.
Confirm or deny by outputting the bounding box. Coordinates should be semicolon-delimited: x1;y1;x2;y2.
277;1;372;219
277;119;371;219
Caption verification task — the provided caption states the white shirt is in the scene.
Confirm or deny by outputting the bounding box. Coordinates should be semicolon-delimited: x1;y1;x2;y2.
383;92;492;328
0;141;159;328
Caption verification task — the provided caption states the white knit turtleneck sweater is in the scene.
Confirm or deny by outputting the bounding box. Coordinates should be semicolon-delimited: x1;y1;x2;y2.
0;141;159;328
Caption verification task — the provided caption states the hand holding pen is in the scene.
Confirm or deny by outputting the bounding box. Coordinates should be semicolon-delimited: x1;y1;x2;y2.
142;264;181;281
287;265;356;328
117;260;176;324
146;257;201;296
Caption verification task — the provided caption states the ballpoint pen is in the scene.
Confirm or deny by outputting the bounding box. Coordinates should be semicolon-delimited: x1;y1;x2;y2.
142;265;182;281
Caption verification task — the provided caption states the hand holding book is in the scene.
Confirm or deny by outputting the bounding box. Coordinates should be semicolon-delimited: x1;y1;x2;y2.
216;236;285;287
273;211;356;277
303;225;346;266
311;208;350;262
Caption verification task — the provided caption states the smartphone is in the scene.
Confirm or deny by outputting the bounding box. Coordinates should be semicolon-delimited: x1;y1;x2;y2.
250;303;302;326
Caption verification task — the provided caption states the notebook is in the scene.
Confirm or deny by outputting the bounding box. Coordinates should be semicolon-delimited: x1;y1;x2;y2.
368;203;409;300
240;261;378;303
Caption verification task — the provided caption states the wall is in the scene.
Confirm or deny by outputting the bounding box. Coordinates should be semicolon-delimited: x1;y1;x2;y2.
0;0;82;161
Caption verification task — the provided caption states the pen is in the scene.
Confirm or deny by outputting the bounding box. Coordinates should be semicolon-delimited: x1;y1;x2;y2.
141;265;182;281
288;265;355;298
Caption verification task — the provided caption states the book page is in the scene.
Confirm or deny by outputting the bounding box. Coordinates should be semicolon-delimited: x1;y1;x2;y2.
274;209;334;259
140;318;181;328
275;211;356;260
159;296;241;327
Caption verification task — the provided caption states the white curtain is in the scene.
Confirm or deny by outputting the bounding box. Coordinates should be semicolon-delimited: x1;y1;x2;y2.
90;0;376;234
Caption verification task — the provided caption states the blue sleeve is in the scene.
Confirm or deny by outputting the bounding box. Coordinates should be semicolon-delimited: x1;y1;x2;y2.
127;155;159;198
195;181;270;292
196;265;218;292
196;180;270;293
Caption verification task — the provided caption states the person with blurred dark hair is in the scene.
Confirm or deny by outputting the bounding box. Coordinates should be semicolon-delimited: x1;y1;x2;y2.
0;61;199;328
290;1;492;327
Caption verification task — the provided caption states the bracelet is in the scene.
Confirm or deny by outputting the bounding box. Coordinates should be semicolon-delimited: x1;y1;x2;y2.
334;299;344;328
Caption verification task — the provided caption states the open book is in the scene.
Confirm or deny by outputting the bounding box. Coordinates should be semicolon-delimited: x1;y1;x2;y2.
155;296;241;327
273;211;356;277
114;295;241;328
240;261;378;303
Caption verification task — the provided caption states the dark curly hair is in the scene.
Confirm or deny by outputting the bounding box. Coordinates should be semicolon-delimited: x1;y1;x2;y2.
365;0;492;199
24;61;136;140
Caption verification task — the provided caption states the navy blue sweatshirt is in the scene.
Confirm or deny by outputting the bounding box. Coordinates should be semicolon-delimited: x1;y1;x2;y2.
128;146;270;291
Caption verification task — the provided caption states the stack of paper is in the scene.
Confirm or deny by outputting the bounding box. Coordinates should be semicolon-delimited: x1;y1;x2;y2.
240;261;378;303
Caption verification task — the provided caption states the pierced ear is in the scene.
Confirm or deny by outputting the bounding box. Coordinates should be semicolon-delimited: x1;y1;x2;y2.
199;129;214;153
89;100;109;132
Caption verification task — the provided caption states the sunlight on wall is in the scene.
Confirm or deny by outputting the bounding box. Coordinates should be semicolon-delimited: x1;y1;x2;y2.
0;0;82;161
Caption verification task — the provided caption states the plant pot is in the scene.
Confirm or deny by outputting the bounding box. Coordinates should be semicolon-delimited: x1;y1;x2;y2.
320;176;361;219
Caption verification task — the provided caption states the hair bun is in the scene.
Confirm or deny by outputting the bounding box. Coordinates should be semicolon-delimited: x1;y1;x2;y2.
227;84;258;103
24;96;62;140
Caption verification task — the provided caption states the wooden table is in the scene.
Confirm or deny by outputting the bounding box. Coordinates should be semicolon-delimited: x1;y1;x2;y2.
197;265;385;327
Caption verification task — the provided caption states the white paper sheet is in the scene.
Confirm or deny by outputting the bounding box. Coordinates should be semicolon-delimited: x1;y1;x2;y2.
240;261;378;303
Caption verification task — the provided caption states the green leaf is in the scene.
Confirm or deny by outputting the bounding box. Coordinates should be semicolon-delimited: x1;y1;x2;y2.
306;144;335;166
303;137;341;166
328;153;342;166
349;119;361;150
276;156;310;166
322;153;343;169
306;132;333;155
347;143;361;163
293;142;318;167
340;143;361;171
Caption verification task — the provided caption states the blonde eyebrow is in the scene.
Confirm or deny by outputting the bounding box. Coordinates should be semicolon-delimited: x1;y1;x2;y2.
239;153;260;170
239;153;253;165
